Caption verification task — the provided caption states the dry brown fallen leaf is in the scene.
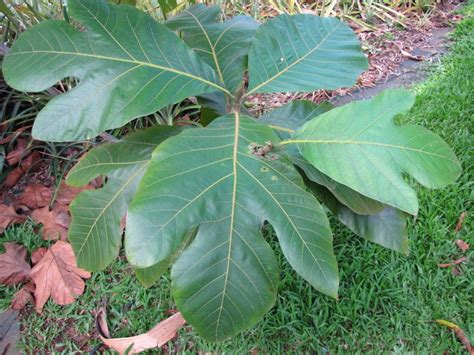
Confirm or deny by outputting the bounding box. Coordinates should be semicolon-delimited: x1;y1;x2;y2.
4;151;41;188
96;307;186;354
0;205;27;232
19;184;52;209
438;257;467;268
5;167;26;188
55;181;93;205
30;241;90;313
11;283;35;310
6;138;28;166
436;319;474;354
455;239;470;252
0;126;31;145
31;247;47;265
451;266;462;276
455;211;467;233
0;243;31;285
31;206;70;241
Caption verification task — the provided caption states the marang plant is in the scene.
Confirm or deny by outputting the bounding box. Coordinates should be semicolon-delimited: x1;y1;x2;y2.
2;0;461;341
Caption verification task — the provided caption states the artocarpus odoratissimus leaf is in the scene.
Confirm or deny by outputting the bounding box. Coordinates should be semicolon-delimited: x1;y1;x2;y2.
259;100;385;215
30;241;90;312
126;114;337;341
247;14;368;95
166;4;259;93
3;0;223;142
291;90;461;215
66;126;183;271
307;181;408;253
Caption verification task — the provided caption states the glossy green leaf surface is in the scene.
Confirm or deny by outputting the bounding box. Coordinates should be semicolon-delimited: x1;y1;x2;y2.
260;100;383;215
291;90;461;215
308;182;408;253
3;0;222;141
247;14;367;95
66;126;182;271
126;114;337;341
166;4;259;93
134;228;195;288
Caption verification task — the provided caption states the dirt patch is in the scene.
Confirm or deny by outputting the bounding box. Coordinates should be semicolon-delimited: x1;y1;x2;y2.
247;1;464;114
331;26;453;106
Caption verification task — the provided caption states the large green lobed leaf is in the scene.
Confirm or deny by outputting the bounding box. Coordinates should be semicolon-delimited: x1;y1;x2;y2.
126;114;337;341
66;126;182;271
166;4;259;93
247;14;368;95
259;99;385;215
3;0;223;141
291;90;461;215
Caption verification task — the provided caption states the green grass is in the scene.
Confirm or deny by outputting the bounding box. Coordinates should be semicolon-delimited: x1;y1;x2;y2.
1;5;473;353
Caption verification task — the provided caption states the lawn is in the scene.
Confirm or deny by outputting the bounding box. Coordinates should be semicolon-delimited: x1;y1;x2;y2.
1;4;473;353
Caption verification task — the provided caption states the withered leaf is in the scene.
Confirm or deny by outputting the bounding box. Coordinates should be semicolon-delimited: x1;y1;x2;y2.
455;239;469;252
5;167;26;187
6;138;28;165
20;151;41;171
455;211;467;233
0;126;31;145
30;241;91;312
31;247;48;265
96;307;186;354
32;206;70;241
0;243;31;285
435;319;473;353
11;285;34;310
19;184;52;209
56;181;93;206
438;257;467;268
0;205;27;232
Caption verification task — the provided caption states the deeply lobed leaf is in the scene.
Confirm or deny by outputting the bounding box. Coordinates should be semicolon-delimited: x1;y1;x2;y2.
247;14;368;95
166;4;259;93
66;126;182;271
3;0;222;141
291;90;461;215
126;114;338;341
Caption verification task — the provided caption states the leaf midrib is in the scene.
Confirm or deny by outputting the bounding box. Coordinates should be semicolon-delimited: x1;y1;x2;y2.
73;164;148;259
183;9;226;87
8;50;231;95
215;110;240;339
283;139;457;162
246;23;340;95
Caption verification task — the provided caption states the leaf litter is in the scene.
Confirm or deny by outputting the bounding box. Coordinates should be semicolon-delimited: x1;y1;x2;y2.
30;241;91;312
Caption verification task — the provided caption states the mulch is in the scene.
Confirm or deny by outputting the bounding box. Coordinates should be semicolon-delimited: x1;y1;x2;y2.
245;0;465;115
